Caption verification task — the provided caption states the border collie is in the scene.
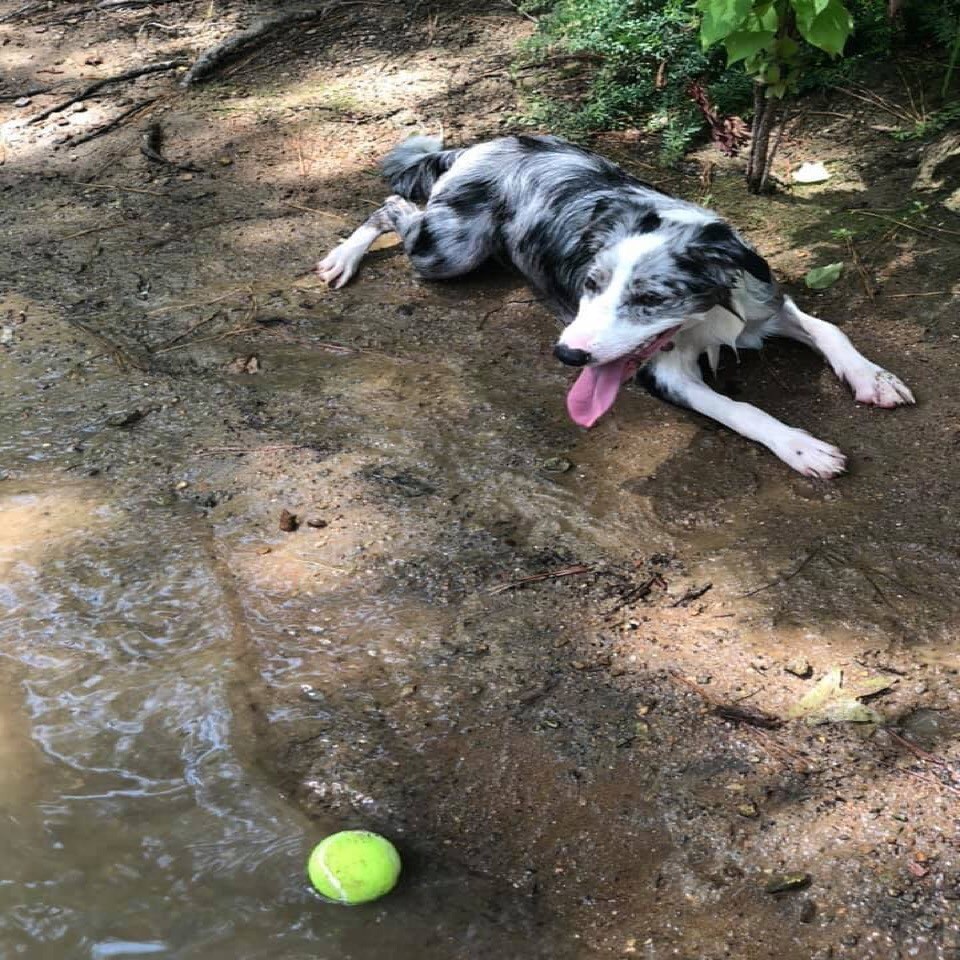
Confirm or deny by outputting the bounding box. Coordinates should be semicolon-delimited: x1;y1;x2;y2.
318;135;914;477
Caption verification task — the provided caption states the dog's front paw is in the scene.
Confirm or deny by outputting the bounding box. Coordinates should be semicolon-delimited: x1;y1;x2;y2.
777;430;847;479
317;244;361;289
845;366;915;408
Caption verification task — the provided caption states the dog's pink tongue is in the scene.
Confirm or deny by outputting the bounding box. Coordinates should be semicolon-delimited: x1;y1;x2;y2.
566;358;633;428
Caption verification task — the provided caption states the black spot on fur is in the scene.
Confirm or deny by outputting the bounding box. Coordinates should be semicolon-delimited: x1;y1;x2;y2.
635;210;662;233
636;365;683;405
442;178;494;217
411;222;436;257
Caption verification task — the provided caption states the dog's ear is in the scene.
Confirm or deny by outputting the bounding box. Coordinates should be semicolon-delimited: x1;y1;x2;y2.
583;203;662;255
690;221;772;285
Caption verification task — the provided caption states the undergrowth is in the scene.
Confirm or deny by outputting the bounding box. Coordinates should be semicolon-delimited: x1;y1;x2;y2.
515;0;959;164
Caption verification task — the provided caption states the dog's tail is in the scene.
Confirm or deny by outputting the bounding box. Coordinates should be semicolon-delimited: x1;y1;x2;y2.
381;135;465;204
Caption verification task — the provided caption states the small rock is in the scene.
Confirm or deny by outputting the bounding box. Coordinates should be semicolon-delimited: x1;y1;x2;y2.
71;102;86;113
14;97;32;108
179;173;194;182
785;657;813;678
840;934;859;948
541;457;573;474
696;674;712;685
217;156;233;166
737;801;759;818
256;546;272;555
279;509;299;532
306;518;328;529
175;480;189;490
84;56;104;66
799;899;817;923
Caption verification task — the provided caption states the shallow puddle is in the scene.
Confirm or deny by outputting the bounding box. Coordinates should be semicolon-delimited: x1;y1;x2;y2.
0;485;573;959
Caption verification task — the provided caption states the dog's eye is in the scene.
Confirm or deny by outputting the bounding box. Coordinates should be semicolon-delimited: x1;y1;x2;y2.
631;291;667;308
583;275;601;295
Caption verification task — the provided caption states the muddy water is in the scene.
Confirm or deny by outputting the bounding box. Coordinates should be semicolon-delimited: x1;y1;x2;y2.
0;485;565;959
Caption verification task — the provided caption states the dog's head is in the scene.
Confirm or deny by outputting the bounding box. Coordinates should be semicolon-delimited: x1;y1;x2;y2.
555;218;770;427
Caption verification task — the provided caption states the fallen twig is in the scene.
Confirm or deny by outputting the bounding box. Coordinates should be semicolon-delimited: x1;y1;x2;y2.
604;573;666;619
62;315;150;372
66;98;158;147
902;768;960;798
29;60;185;124
151;310;223;353
670;582;712;607
488;564;591;595
156;324;262;352
198;443;320;455
98;0;157;8
670;671;783;729
848;209;960;241
0;85;53;101
846;235;875;300
69;179;166;197
883;727;949;767
279;200;353;223
57;219;127;241
741;548;820;598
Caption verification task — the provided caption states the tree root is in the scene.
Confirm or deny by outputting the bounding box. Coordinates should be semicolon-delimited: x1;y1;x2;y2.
180;2;394;87
29;60;185;125
65;98;158;147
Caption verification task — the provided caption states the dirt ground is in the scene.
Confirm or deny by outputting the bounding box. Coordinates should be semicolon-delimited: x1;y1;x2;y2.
2;1;960;957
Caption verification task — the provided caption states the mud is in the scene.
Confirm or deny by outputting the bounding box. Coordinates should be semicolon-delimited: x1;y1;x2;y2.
1;1;959;957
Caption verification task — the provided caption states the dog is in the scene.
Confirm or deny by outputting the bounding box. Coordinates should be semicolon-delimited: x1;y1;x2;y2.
318;135;914;477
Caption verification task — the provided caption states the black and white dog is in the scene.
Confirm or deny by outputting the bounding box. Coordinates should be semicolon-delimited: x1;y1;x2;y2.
318;135;914;477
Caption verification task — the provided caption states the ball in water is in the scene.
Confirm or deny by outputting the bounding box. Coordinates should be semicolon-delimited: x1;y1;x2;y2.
307;830;401;905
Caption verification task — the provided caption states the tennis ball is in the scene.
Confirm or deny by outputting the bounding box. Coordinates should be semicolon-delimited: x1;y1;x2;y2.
307;830;401;905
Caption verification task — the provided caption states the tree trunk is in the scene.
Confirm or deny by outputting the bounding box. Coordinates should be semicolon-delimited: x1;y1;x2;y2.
746;85;782;194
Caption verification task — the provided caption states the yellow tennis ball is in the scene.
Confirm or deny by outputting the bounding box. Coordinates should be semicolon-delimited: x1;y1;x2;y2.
307;830;401;905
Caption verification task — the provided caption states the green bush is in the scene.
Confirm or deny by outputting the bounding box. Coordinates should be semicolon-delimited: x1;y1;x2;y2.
517;0;953;164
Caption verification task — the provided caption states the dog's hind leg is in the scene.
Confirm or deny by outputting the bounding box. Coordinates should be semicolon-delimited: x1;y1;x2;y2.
645;350;847;478
319;195;494;287
318;195;420;289
768;297;915;408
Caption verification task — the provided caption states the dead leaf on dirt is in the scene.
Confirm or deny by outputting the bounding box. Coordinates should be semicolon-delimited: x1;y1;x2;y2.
226;354;260;374
765;873;812;894
908;861;929;878
787;667;893;725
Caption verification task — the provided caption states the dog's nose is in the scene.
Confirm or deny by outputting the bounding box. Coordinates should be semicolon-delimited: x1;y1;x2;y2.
554;344;591;367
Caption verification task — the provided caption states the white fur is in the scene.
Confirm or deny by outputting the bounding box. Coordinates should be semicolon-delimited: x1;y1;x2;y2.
559;235;678;361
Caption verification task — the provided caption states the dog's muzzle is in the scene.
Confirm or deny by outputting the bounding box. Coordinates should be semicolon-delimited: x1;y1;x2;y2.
554;344;591;367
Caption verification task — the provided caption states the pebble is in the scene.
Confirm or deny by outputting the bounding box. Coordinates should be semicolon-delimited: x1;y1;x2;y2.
14;97;31;108
799;899;817;923
541;457;573;474
785;657;813;678
736;801;759;818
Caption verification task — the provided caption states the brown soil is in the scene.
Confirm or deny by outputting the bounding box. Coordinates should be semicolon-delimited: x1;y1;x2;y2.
2;2;959;958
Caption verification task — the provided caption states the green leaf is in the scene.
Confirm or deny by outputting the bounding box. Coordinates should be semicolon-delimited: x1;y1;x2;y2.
724;29;776;64
805;262;843;288
757;4;780;30
698;0;754;48
787;666;890;725
795;0;853;56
